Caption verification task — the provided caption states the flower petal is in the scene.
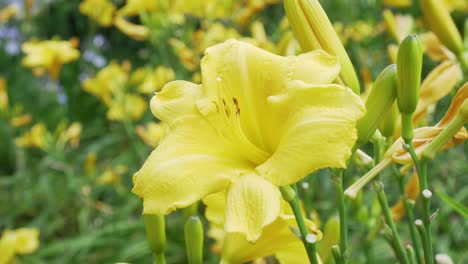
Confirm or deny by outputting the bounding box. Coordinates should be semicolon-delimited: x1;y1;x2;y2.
201;39;341;152
224;174;281;243
133;81;253;215
257;82;365;186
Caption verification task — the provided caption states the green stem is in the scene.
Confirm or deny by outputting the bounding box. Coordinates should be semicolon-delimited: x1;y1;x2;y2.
373;181;409;264
154;253;166;264
334;170;348;263
394;168;423;264
406;143;434;264
288;184;318;264
373;137;409;264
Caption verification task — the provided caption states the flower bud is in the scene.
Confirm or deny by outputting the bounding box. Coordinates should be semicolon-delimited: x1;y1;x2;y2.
356;64;398;146
184;216;204;264
379;102;399;139
397;35;423;142
420;0;463;56
279;185;296;202
284;0;360;94
143;214;166;256
422;99;468;160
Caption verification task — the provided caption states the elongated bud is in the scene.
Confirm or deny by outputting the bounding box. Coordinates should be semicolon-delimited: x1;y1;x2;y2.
356;64;398;146
184;216;204;264
143;214;166;261
379;102;399;139
422;99;468;160
284;0;360;94
420;0;463;56
279;185;296;202
397;34;423;142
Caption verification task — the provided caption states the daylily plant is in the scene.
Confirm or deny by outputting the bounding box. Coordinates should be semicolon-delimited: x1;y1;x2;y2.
132;39;365;242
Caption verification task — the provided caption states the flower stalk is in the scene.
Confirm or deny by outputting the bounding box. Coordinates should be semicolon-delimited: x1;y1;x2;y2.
144;214;166;264
280;184;319;264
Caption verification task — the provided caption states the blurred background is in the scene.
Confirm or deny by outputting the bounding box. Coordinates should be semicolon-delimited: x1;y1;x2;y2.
0;0;466;263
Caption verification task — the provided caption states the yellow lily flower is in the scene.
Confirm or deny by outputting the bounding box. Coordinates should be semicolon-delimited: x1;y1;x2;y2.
382;0;412;7
107;93;147;121
0;4;18;23
0;78;8;112
420;32;456;62
11;114;32;127
79;0;116;27
113;15;150;41
203;191;321;264
136;122;168;147
137;66;175;94
413;61;462;125
0;228;39;264
132;40;365;241
391;171;419;221
82;62;128;105
58;122;82;148
116;0;158;17
21;39;80;80
15;123;50;150
383;0;467;11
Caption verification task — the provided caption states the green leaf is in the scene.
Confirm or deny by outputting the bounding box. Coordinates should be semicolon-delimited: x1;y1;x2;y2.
436;189;468;218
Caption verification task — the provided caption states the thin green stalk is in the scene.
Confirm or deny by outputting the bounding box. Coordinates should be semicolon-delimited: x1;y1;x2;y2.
154;253;166;264
373;181;409;264
406;245;416;264
373;137;409;264
288;184;318;264
393;167;423;264
332;245;343;264
334;170;348;263
406;143;434;264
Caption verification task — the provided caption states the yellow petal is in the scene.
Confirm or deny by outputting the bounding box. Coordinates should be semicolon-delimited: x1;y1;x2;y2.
224;174;281;243
414;61;462;125
257;82;365;186
133;81;253;215
13;228;39;254
114;16;149;41
201;39;341;153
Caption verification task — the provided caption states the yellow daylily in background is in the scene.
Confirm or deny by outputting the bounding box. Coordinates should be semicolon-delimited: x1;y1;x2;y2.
136;122;168;147
15;123;50;150
0;228;39;264
132;39;365;241
114;15;150;41
0;4;18;23
413;61;462;125
391;171;420;221
420;32;456;62
11;114;32;127
58;122;82;148
107;93;147;121
82;62;128;105
21;39;80;80
0;78;8;112
204;192;321;264
79;0;116;27
136;66;175;94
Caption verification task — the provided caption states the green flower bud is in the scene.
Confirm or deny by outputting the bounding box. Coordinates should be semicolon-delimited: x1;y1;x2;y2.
378;102;399;139
422;99;468;160
143;214;166;257
356;64;398;146
279;185;297;202
284;0;360;94
420;0;463;56
184;216;204;264
397;34;423;142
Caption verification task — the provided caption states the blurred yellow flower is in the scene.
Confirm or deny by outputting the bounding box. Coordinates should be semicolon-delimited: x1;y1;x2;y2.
21;40;80;80
137;66;175;94
15;123;49;149
132;40;365;241
58;122;82;148
117;0;158;17
0;4;18;23
10;114;33;127
169;38;199;71
383;0;411;7
203;191;321;264
0;78;8;112
107;93;147;121
79;0;116;27
136;122;168;147
420;32;455;62
97;165;127;187
391;171;419;221
82;62;128;105
0;228;39;264
114;15;150;41
413;61;462;125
